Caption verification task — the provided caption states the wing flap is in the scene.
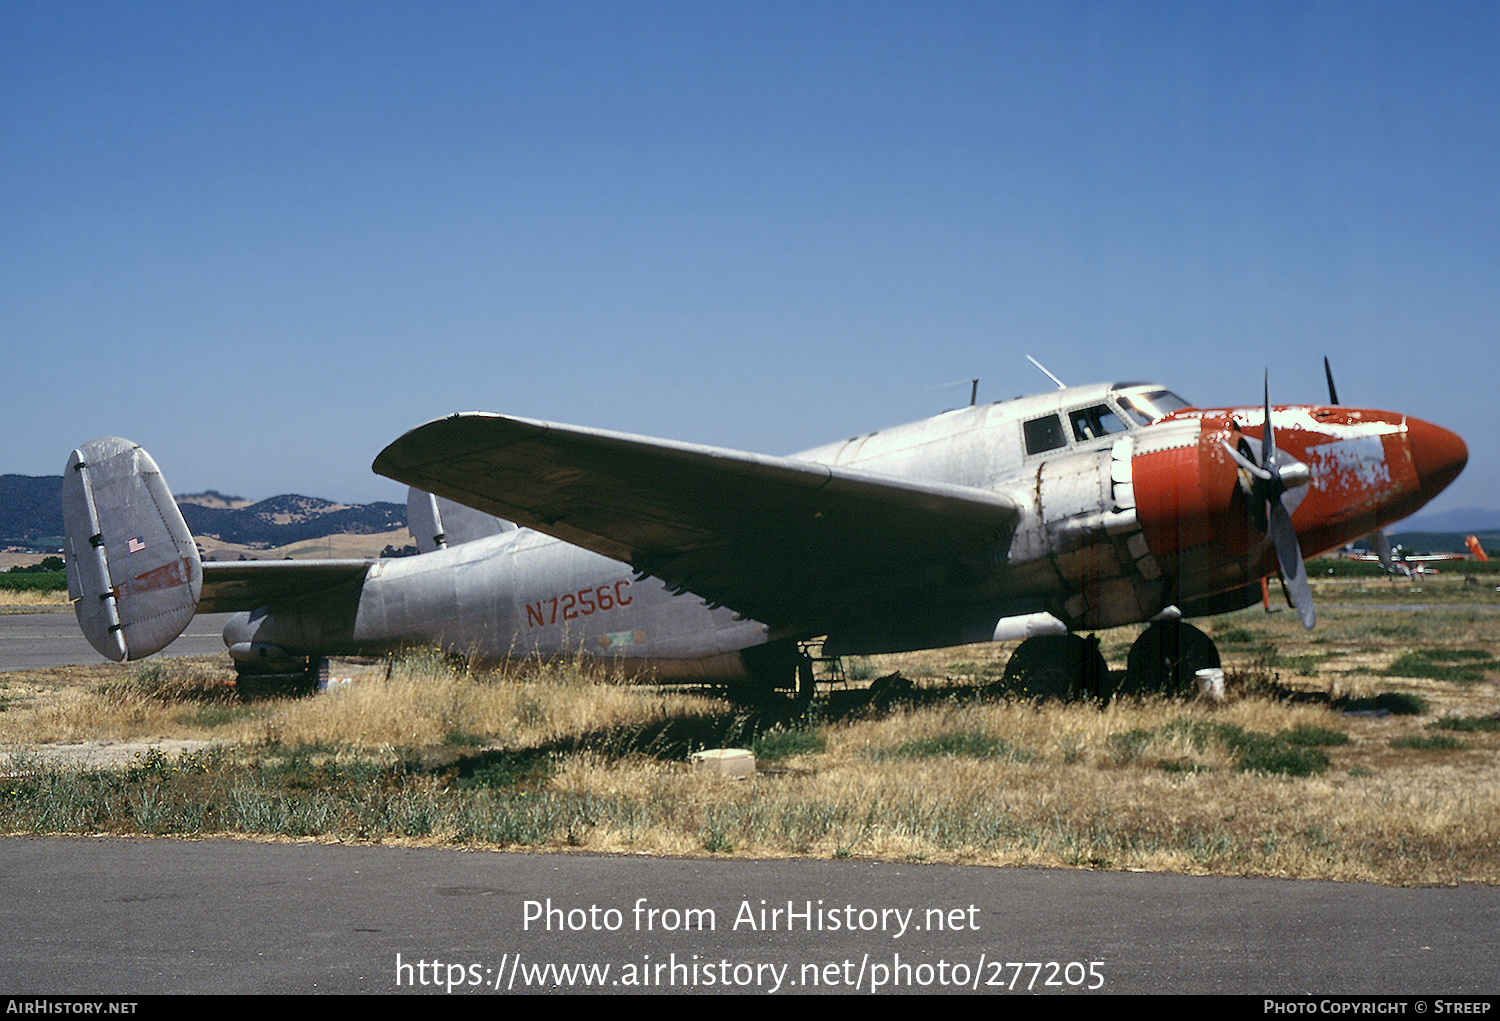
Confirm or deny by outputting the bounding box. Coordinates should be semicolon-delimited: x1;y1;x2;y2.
373;413;1020;631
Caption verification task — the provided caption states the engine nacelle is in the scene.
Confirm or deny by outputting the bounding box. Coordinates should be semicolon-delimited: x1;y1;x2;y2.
1131;406;1467;606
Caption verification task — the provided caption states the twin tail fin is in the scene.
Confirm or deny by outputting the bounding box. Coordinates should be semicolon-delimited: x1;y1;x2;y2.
62;438;202;661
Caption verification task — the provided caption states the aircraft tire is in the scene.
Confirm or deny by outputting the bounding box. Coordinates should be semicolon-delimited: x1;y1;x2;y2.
1001;634;1107;702
1122;620;1220;698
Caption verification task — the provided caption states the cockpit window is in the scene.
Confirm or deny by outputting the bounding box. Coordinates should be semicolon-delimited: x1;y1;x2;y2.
1069;404;1128;443
1023;414;1067;455
1115;389;1190;427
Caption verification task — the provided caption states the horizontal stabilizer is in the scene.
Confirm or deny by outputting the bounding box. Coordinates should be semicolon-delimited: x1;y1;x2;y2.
199;559;375;613
62;438;202;661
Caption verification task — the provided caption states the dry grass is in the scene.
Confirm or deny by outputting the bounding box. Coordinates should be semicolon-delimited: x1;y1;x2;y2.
242;652;732;750
2;579;1498;885
515;688;1500;882
0;589;69;607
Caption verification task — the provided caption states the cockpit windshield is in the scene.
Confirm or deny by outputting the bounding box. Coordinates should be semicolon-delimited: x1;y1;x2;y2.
1113;388;1191;427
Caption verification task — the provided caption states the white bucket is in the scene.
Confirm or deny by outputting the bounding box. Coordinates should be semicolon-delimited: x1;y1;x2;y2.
1195;667;1226;702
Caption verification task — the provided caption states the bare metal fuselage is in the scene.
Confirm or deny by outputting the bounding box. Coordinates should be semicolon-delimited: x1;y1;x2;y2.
223;529;766;679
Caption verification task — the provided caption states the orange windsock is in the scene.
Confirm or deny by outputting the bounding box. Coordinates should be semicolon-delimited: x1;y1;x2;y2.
1466;535;1488;561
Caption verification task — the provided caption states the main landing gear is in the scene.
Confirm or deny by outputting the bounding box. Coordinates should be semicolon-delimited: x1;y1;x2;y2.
1000;634;1109;700
1120;619;1221;698
1001;620;1221;701
739;642;817;712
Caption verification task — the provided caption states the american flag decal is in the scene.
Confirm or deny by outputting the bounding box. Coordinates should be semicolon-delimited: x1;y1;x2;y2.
128;537;146;553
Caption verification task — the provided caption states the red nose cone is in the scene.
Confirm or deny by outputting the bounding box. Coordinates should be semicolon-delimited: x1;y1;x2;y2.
1407;418;1468;503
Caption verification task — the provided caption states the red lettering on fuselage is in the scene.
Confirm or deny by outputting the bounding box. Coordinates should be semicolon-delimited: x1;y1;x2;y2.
525;580;633;628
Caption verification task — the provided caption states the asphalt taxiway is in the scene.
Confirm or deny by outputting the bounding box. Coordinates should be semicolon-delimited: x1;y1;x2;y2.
0;609;236;671
2;836;1497;995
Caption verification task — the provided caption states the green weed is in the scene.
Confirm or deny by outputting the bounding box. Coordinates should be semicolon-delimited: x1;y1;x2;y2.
1383;649;1494;684
1282;725;1351;747
753;726;826;761
875;731;1032;762
1335;692;1430;716
1390;735;1467;751
1430;715;1500;733
1110;719;1332;777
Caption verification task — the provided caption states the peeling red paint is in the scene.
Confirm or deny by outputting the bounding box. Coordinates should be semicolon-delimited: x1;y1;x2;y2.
122;557;192;598
1132;405;1466;599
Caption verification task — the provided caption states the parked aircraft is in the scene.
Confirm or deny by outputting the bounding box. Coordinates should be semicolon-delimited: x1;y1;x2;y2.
62;368;1467;700
1341;534;1488;576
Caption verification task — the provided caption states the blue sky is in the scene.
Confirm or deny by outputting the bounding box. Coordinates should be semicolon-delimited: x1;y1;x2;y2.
4;1;1496;522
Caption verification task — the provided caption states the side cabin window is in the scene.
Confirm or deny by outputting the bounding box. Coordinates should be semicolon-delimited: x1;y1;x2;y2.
1023;414;1067;456
1069;404;1128;443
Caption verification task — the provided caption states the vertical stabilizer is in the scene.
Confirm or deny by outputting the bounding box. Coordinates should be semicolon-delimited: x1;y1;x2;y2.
406;487;514;553
62;438;203;661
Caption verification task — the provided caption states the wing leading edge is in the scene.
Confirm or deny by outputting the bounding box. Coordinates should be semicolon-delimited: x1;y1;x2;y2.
372;413;1021;635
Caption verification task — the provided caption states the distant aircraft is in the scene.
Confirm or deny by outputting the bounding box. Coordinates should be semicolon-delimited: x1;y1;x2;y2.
1341;534;1488;576
61;366;1467;701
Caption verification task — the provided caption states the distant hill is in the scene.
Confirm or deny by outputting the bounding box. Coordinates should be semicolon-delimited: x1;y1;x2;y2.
1;474;405;550
179;494;405;547
0;475;64;545
1398;507;1500;533
1383;507;1500;557
1382;529;1499;557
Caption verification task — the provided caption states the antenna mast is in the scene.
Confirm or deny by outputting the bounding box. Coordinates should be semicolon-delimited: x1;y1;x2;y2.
1026;354;1067;390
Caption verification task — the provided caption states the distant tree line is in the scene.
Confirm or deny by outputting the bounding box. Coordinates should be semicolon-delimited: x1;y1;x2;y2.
6;556;64;574
0;557;65;593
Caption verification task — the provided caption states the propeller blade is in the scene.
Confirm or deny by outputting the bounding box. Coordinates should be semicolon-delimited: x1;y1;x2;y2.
1250;368;1314;629
1220;438;1273;481
1262;372;1277;475
1324;356;1340;406
1268;497;1316;630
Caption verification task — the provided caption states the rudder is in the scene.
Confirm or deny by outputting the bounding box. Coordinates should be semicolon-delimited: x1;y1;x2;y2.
62;437;202;661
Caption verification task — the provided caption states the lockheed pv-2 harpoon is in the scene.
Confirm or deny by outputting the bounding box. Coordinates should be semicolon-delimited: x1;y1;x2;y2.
63;370;1467;700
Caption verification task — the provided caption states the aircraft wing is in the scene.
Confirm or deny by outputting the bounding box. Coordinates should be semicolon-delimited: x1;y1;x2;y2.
199;560;375;613
373;413;1021;634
